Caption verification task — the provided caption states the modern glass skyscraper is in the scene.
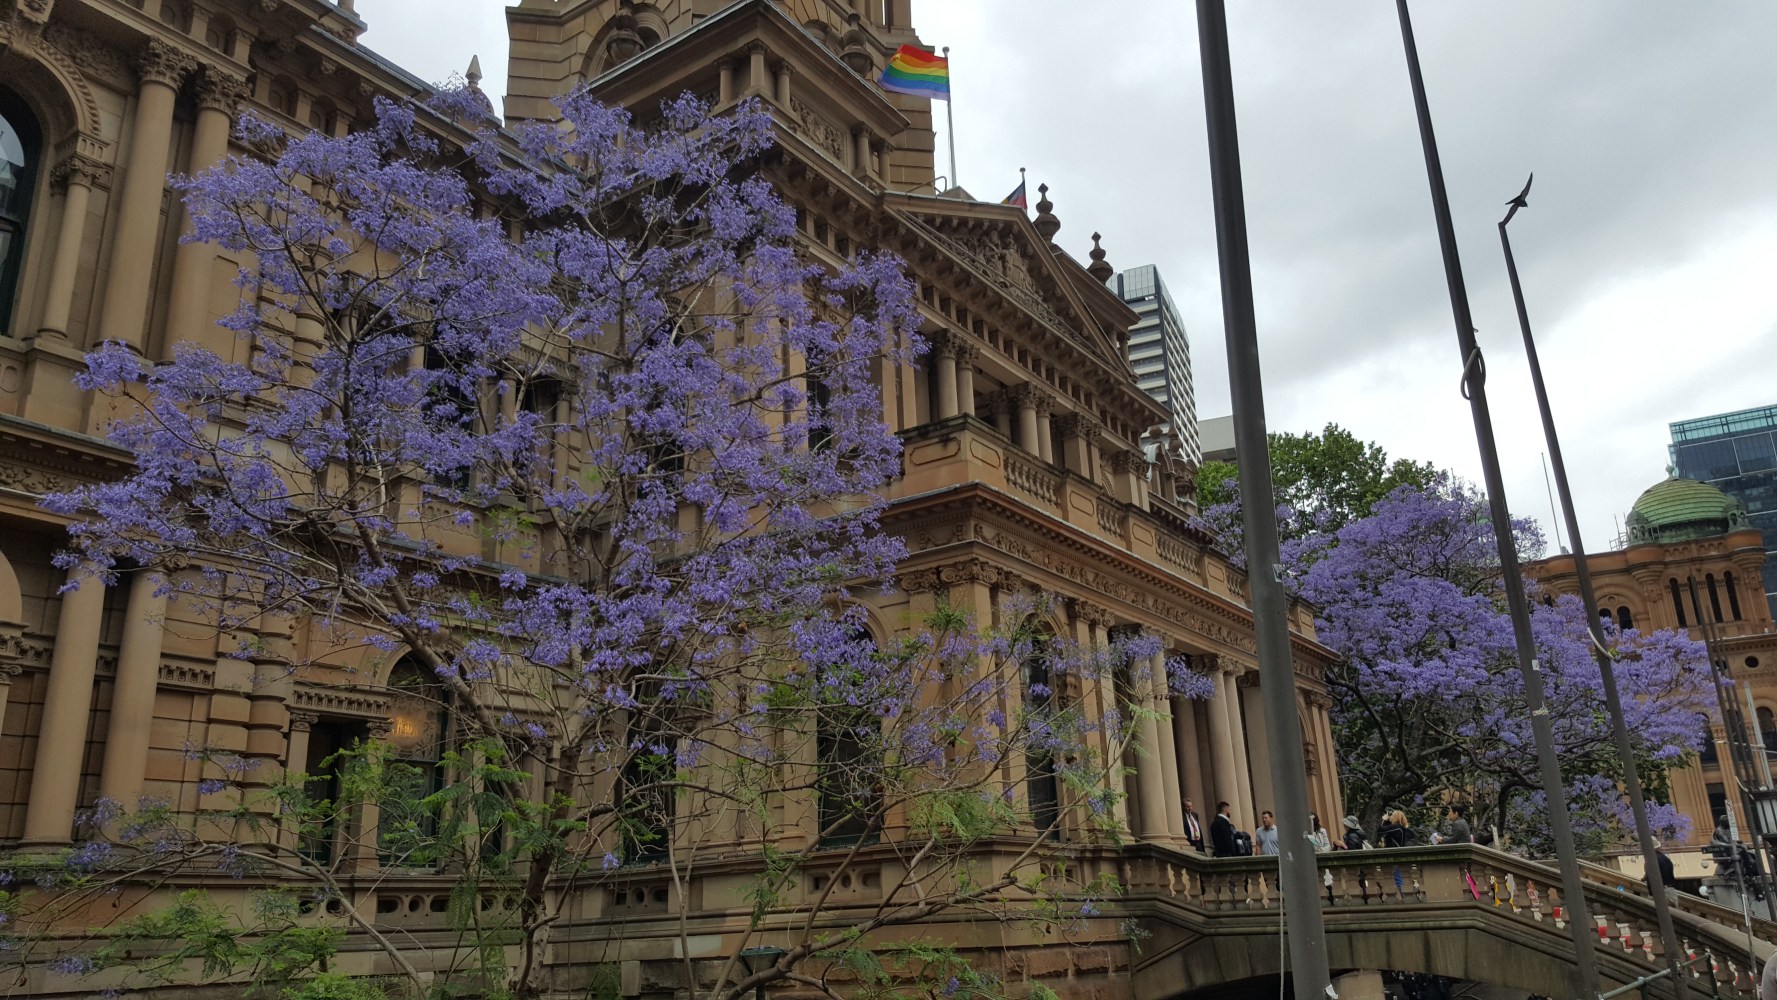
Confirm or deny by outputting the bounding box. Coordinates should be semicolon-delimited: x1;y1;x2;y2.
1109;265;1198;464
1670;403;1777;615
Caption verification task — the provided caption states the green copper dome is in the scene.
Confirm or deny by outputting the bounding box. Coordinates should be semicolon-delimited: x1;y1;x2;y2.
1625;476;1750;543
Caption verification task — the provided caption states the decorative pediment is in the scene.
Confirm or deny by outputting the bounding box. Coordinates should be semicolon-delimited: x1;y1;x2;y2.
893;206;1130;373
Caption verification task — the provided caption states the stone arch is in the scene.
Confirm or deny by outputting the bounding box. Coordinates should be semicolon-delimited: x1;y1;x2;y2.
2;37;102;147
0;545;23;623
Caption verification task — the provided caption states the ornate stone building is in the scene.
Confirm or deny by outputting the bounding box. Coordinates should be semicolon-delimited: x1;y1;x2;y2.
1528;475;1777;879
0;0;1353;995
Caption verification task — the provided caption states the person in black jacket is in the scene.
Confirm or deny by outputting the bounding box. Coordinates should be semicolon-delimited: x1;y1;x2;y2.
1342;815;1366;850
1379;809;1412;848
1209;801;1238;857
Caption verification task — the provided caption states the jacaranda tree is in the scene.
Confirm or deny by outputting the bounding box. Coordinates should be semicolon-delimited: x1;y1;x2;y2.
4;90;1200;1000
1204;476;1709;852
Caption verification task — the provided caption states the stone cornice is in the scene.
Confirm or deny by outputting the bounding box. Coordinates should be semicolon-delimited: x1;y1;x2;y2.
885;485;1336;674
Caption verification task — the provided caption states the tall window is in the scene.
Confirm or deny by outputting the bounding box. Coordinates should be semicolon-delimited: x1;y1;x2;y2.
1707;574;1725;624
1760;706;1777;756
619;695;675;865
0;90;41;335
298;719;364;866
1024;628;1061;840
1615;606;1634;632
1670;578;1688;628
815;628;883;846
379;659;450;867
1726;572;1744;621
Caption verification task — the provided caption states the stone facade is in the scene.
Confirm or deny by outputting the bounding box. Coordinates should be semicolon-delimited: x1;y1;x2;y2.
0;0;1343;994
1527;481;1777;878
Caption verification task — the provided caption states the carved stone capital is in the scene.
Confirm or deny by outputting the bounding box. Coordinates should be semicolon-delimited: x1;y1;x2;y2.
899;568;941;594
954;341;980;367
50;153;112;190
1007;382;1046;411
1052;412;1102;442
136;39;197;88
1070;598;1114;629
367;719;394;739
936;557;1005;590
1304;691;1334;710
195;66;250;114
1235;670;1260;690
1109;449;1149;476
289;711;318;732
928;329;959;359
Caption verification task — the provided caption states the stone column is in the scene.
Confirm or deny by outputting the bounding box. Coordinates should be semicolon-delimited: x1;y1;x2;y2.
1172;689;1208;832
21;567;109;845
1240;673;1275;822
162;68;247;356
1013;385;1040;453
775;61;792;107
991;390;1012;436
852;127;872;181
747;43;767;97
1034;396;1054;463
1224;666;1255;829
1202;656;1241;832
955;343;978;418
1056;413;1101;479
96;41;196;352
280;712;316;853
1075;606;1129;838
932;333;959;419
717;59;735;105
1124;631;1169;842
98;570;169;807
35;157;108;339
1149;649;1186;842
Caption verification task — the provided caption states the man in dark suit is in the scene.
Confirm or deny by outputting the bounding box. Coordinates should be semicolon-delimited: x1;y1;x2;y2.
1183;797;1205;852
1209;800;1238;858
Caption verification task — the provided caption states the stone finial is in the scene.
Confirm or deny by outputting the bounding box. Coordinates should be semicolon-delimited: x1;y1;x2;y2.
1087;232;1114;282
1032;183;1060;241
466;55;483;87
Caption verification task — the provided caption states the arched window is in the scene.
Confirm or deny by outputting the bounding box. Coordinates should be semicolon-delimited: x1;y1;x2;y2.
1726;571;1744;621
1023;625;1061;840
380;658;451;867
1698;714;1719;766
619;682;675;864
816;629;882;847
1759;706;1777;755
1707;573;1725;623
1;89;42;336
1670;578;1688;628
1616;606;1634;632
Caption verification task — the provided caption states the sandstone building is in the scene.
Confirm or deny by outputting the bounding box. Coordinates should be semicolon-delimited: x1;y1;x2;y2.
0;1;1354;996
1528;474;1777;881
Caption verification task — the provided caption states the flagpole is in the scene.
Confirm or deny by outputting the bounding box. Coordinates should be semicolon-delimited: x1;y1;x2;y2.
943;46;958;190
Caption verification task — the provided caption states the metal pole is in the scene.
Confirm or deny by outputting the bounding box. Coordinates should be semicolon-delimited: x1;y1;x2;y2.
1391;4;1600;996
942;46;958;190
1498;176;1687;999
1192;5;1330;998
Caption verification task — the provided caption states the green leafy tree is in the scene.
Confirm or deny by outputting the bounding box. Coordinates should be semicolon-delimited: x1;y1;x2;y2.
1197;423;1436;532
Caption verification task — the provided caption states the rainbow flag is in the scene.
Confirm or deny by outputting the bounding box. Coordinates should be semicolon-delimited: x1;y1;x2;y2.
879;45;949;101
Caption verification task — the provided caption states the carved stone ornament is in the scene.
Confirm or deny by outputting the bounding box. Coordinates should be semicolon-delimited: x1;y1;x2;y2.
1109;450;1149;476
1070;598;1114;629
17;0;54;27
289;711;318;732
136;39;198;88
50;153;112;190
898;568;941;594
1051;412;1102;442
788;94;845;161
195;67;250;114
0;460;77;496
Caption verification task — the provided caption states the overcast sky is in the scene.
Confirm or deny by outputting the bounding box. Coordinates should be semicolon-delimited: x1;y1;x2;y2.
358;1;1777;555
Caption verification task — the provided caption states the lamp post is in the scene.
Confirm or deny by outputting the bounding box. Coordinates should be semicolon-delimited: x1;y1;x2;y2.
739;946;786;1000
1192;4;1331;999
1390;4;1599;997
1497;175;1688;1000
